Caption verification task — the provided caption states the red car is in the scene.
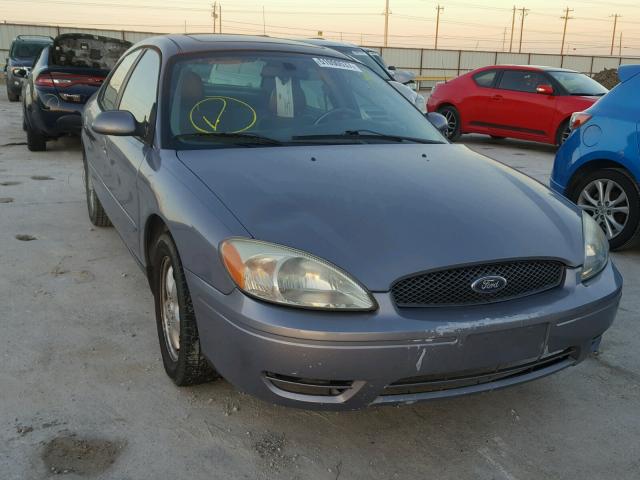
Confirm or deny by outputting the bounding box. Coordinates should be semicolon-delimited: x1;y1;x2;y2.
427;65;608;145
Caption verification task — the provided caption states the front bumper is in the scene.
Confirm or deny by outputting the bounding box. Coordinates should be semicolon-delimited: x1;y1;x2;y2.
187;262;622;410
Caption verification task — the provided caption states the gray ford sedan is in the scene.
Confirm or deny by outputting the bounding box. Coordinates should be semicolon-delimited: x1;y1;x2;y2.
82;34;622;410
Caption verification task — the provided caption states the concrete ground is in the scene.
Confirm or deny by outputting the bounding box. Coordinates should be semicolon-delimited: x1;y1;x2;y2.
1;95;639;480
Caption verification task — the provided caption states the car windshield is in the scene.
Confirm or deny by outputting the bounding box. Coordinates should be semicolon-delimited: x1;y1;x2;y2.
548;71;608;96
167;52;444;149
11;41;48;59
329;46;391;79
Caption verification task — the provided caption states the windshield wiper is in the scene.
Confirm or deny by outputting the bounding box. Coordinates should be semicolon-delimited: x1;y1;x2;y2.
570;92;606;96
293;130;445;144
173;132;284;146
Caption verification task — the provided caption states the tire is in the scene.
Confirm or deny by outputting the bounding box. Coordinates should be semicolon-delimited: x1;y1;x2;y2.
556;120;571;146
569;168;640;251
26;123;47;151
7;89;19;102
152;231;217;386
437;105;462;141
83;154;112;227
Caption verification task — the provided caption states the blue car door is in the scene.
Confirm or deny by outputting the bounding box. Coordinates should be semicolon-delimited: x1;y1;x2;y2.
103;49;161;259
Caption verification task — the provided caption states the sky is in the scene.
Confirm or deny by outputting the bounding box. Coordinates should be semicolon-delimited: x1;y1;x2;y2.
2;0;640;56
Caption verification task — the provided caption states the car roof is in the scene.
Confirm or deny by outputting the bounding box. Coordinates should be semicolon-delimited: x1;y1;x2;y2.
298;38;360;48
140;34;351;58
478;64;578;73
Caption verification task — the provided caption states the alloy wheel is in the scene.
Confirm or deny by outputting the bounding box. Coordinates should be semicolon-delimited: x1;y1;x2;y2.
442;109;457;139
578;179;630;239
160;257;181;362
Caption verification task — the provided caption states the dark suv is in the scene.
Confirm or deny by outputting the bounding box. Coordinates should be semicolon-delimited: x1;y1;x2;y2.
22;33;130;151
4;35;53;102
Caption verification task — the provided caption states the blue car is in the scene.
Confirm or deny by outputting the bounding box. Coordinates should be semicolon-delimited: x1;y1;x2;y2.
551;64;640;250
82;34;621;410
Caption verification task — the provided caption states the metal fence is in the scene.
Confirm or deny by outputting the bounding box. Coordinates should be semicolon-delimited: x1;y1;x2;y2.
2;22;639;88
365;46;640;88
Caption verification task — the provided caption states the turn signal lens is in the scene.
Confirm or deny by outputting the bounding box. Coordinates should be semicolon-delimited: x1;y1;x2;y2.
570;112;592;131
220;238;376;311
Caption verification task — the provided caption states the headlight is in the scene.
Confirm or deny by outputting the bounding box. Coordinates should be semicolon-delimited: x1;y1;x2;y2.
581;211;609;281
220;238;376;310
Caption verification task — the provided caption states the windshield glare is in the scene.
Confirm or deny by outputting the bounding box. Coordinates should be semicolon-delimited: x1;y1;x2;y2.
549;71;608;96
167;52;443;149
331;46;391;79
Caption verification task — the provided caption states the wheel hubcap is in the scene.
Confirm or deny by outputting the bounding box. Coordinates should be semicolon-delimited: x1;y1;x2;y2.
578;179;630;240
442;110;457;138
561;126;571;144
160;257;180;362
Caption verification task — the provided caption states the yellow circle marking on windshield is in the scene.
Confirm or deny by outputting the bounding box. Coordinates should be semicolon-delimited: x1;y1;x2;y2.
189;96;257;134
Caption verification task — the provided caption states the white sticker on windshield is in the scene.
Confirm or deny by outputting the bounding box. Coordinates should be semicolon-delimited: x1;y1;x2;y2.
275;76;294;118
313;57;362;72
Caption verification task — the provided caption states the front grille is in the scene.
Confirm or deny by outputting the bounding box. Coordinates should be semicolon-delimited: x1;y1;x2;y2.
391;260;565;307
381;348;575;396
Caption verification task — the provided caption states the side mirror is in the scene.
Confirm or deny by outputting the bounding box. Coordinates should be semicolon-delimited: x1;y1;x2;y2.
426;112;448;135
91;110;141;136
13;68;28;78
536;84;554;95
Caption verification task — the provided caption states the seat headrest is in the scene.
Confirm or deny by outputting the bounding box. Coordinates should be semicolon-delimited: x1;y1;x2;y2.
180;70;204;101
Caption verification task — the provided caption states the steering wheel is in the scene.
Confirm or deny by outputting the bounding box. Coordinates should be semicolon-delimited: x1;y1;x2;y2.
314;108;361;126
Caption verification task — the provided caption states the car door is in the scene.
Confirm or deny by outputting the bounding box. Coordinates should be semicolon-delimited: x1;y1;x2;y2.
88;49;142;193
462;69;500;134
103;48;161;256
488;69;557;140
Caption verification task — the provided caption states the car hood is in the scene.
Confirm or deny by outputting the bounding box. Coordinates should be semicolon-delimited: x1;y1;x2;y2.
177;144;584;291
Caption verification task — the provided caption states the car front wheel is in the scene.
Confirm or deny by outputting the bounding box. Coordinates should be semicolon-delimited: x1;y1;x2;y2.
437;105;461;141
556;120;571;146
571;169;640;250
152;232;218;386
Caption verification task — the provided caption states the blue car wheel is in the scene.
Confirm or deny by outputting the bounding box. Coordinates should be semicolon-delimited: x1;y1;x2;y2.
571;168;640;250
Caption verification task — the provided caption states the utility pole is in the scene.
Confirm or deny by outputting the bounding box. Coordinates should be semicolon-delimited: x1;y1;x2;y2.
560;7;573;55
383;0;390;47
610;14;621;55
262;6;266;35
509;6;516;53
518;7;529;54
218;3;222;33
619;31;622;56
435;4;444;50
211;2;218;34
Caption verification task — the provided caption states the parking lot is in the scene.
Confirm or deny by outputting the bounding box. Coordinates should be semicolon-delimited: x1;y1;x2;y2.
1;92;639;479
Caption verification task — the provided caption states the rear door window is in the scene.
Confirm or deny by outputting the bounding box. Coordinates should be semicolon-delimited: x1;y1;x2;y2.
100;50;141;110
497;70;547;93
118;49;161;126
473;70;497;87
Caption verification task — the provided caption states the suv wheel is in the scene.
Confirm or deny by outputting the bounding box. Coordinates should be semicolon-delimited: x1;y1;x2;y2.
7;87;19;102
571;169;640;250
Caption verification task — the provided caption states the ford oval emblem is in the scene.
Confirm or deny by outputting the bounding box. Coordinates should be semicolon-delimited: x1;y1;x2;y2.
471;275;507;294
